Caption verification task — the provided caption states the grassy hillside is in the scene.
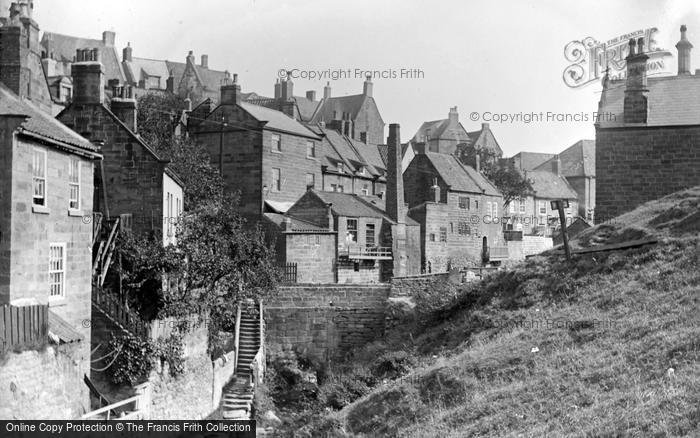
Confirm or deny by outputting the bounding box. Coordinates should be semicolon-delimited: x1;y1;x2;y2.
308;186;700;437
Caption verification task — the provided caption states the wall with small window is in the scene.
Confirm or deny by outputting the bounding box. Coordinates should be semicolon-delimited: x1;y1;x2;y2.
336;216;383;254
262;130;322;207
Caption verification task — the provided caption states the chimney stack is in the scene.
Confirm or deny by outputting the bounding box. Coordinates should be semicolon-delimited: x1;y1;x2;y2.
186;50;195;65
552;155;561;176
122;42;132;62
111;84;138;132
274;79;281;99
306;90;316;101
623;38;649;124
448;106;459;123
323;81;331;99
386;123;405;223
220;71;241;105
102;30;115;47
430;177;441;203
676;25;693;75
475;153;481;172
166;70;174;93
363;74;373;97
281;75;294;100
200;54;208;69
71;48;105;104
281;216;292;231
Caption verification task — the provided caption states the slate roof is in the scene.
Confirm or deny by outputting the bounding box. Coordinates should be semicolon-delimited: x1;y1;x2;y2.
525;171;578;200
263;212;328;232
598;75;700;128
534;140;595;177
41;32;125;83
510;151;556;171
238;102;320;139
0;83;97;154
312;190;390;219
423;152;501;196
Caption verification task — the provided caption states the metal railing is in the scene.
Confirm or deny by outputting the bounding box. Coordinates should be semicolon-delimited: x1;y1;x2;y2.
345;245;392;259
92;287;150;339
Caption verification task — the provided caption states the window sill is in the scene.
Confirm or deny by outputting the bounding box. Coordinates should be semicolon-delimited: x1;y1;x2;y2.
306;156;318;161
48;296;66;307
270;150;283;155
68;209;84;217
32;205;51;214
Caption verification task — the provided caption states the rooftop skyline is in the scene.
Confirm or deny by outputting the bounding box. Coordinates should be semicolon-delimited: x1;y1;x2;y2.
28;0;700;156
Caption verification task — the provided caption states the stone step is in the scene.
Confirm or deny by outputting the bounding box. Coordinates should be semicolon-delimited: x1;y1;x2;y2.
222;409;249;420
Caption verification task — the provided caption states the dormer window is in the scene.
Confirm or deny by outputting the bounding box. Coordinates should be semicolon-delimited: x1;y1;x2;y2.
358;166;365;176
337;162;344;173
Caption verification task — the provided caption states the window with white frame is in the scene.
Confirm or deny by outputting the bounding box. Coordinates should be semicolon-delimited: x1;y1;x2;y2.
271;134;282;152
337;162;344;173
347;218;358;242
33;148;47;206
306;173;315;189
68;158;80;210
365;223;375;247
49;243;66;298
509;200;515;214
361;184;369;195
519;198;526;214
538;201;547;215
306;141;316;158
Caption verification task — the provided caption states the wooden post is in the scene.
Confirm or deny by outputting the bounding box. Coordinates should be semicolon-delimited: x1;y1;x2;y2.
555;200;572;261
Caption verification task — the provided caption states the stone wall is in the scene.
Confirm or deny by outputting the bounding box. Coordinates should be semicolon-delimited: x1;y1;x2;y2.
0;343;89;419
596;125;700;220
506;235;553;259
148;354;215;420
211;350;236;410
266;285;390;361
390;272;453;298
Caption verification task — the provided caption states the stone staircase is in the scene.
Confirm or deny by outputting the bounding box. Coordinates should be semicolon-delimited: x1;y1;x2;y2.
222;307;260;420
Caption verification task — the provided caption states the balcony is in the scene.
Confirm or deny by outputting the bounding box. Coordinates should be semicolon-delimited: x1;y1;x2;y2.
344;244;393;260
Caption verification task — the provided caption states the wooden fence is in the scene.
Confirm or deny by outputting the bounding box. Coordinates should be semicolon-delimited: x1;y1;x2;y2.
0;304;48;352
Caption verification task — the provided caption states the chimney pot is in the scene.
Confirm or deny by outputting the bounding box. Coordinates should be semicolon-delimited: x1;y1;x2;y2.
448;106;459;123
122;42;132;62
201;54;208;69
676;24;693;75
323;81;331;99
363;75;373;97
306;90;316;101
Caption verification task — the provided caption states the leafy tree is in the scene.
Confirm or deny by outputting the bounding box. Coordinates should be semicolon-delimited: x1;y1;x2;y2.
457;146;533;208
136;93;223;210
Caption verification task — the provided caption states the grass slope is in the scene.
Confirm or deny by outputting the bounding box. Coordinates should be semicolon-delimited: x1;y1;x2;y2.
320;187;700;437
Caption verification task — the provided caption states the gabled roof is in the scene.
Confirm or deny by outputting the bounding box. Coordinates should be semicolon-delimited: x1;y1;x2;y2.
238;102;320;139
123;57;171;89
525;171;578;200
422;152;501;196
310;94;384;126
534;140;595;177
467;125;504;156
598;75;700;128
510;151;556;171
0;83;98;155
412;118;471;144
165;60;228;94
41;32;125;83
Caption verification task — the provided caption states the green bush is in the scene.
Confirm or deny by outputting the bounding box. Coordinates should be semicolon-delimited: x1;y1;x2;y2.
370;350;415;379
108;333;154;385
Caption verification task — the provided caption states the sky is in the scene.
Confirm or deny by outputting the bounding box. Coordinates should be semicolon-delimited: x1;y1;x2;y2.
27;0;700;156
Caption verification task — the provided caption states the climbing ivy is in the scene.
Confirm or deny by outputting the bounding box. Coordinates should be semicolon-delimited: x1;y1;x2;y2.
107;332;186;386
